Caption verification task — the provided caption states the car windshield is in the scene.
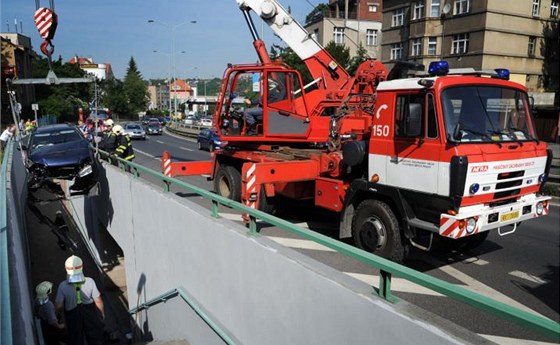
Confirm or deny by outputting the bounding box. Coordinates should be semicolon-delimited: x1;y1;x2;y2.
148;122;159;126
127;124;142;130
442;86;536;143
31;129;83;149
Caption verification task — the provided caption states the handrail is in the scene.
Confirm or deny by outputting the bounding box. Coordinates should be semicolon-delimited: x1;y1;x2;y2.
98;151;560;340
1;140;13;345
129;287;237;345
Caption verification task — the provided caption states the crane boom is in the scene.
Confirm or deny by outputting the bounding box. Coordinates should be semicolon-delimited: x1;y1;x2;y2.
236;0;350;90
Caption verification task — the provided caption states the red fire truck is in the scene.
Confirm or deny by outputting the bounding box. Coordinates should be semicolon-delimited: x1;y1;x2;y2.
162;0;552;262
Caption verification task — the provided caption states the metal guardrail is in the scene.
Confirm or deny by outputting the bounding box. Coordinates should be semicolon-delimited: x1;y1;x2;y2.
1;140;13;345
165;122;211;138
99;151;560;340
129;287;237;345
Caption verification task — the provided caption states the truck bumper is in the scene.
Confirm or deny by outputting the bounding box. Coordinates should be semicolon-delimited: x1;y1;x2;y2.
439;194;551;239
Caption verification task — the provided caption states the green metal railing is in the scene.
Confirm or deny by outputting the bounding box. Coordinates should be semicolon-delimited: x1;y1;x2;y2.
129;287;237;345
100;151;560;340
1;141;13;345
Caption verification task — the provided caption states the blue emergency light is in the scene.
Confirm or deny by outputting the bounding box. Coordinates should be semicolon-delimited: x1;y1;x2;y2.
428;61;449;76
494;68;510;80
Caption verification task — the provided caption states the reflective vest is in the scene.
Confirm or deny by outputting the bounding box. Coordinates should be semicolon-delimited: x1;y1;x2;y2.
115;134;135;161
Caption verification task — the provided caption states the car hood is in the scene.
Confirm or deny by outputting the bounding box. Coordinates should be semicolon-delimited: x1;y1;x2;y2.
29;141;91;167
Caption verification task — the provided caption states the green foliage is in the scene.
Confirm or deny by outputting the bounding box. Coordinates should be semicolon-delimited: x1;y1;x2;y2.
270;44;312;84
30;54;90;122
324;41;350;69
305;4;329;25
102;77;129;116
347;42;370;75
123;57;149;114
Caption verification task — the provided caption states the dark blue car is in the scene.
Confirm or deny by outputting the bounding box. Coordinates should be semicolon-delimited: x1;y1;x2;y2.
197;128;221;152
24;123;97;190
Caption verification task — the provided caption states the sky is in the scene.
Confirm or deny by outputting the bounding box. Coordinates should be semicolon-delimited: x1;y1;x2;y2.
1;0;321;79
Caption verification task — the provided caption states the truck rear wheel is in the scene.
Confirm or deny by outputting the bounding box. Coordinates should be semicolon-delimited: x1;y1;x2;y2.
352;200;407;263
214;165;241;202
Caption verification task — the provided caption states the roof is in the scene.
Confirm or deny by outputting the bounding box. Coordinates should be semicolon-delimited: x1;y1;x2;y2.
170;79;192;92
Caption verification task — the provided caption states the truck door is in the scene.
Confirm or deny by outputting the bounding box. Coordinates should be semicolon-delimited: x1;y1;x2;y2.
386;93;443;195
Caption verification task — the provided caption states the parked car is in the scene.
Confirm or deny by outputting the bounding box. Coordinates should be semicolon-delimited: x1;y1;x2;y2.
124;123;146;140
197;128;221;151
200;118;213;127
184;115;195;125
23;123;97;191
146;122;163;135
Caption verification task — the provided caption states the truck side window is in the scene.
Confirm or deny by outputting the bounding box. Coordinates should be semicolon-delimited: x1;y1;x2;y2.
427;93;438;138
395;94;425;138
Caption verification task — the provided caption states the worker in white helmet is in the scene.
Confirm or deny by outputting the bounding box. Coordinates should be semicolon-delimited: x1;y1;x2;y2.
55;255;104;345
35;281;67;344
113;125;135;161
97;118;117;153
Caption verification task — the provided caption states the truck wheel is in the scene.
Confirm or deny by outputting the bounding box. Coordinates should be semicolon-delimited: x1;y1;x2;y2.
352;200;407;263
258;186;276;214
214;165;241;202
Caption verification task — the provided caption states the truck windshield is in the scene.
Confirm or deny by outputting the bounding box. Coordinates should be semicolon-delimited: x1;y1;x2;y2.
441;86;536;143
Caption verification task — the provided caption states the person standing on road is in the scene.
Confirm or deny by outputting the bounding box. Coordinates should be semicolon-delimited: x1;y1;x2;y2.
55;255;105;345
112;125;135;161
35;281;67;345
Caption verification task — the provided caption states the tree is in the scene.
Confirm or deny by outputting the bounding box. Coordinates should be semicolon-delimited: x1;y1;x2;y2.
123;57;149;115
30;53;90;122
102;77;129;116
347;42;370;75
324;41;350;69
305;4;329;25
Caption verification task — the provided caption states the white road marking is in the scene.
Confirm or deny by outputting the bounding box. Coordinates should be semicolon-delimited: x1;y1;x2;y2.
437;264;548;317
345;272;444;296
133;148;157;159
479;334;557;345
180;146;193;151
267;236;335;252
460;257;490;266
509;270;548;285
156;140;164;144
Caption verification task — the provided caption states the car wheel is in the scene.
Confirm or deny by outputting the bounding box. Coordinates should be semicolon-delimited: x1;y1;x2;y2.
197;141;202;150
352;200;408;263
214;165;241;202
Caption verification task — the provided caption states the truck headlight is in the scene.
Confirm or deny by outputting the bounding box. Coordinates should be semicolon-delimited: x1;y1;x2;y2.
78;164;93;177
536;202;544;215
466;218;477;234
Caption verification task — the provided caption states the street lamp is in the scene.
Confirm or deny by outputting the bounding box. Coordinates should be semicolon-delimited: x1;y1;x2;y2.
148;19;197;118
153;50;186;117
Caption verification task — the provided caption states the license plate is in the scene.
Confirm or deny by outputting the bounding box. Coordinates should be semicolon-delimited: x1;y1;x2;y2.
500;210;520;222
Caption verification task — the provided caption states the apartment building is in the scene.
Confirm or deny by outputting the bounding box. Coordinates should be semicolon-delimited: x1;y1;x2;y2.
381;0;559;138
305;0;384;58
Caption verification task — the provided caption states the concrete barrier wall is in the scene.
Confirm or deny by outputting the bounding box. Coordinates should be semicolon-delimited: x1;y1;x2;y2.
6;146;36;344
68;162;489;345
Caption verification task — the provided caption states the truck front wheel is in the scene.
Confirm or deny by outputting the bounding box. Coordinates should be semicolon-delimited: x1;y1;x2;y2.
352;200;407;263
214;165;241;202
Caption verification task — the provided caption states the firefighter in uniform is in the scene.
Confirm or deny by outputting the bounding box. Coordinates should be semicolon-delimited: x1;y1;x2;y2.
112;124;135;161
35;281;67;344
97;118;117;153
55;255;104;345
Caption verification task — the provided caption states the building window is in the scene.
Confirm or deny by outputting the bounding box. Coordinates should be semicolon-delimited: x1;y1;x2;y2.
528;36;536;56
391;43;404;60
532;0;541;16
551;1;559;17
431;0;441;17
368;3;378;12
413;1;425;20
411;38;422;56
453;0;470;15
428;37;438;55
392;8;405;27
334;27;345;45
451;33;469;54
366;29;378;46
